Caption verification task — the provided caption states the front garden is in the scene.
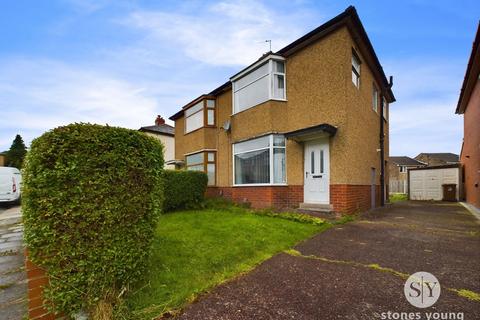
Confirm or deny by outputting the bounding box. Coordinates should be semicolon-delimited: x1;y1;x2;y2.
127;205;327;319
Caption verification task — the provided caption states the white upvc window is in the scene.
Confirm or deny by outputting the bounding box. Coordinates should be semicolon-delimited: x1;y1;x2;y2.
372;85;378;112
399;166;406;173
233;134;286;185
185;99;216;133
352;51;361;88
232;56;286;114
382;97;388;121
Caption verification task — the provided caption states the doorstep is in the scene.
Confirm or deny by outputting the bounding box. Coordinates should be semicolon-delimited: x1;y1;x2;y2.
299;203;333;212
297;203;337;219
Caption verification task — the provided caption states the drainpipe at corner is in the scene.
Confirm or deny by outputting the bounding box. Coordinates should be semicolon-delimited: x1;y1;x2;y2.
379;94;385;207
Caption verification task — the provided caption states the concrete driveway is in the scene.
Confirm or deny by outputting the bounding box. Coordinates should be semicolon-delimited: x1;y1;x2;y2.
0;205;27;320
179;201;480;320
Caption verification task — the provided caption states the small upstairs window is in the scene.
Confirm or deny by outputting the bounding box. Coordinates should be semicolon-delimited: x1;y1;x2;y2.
382;97;388;121
185;98;216;133
352;50;361;88
372;85;378;112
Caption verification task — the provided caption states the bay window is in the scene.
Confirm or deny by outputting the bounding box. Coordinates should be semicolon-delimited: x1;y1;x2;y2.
186;151;216;185
232;56;286;114
233;135;286;185
185;98;216;133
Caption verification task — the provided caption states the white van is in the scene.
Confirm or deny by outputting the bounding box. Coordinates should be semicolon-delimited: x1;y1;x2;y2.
0;167;22;204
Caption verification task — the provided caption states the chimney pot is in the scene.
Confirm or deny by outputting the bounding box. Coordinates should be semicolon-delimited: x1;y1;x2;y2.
155;115;165;126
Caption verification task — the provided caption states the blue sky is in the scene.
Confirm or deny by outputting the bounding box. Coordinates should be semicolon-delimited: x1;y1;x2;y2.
0;0;478;157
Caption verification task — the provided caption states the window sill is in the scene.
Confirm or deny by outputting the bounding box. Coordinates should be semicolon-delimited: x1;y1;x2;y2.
231;98;288;116
184;126;216;136
232;183;288;187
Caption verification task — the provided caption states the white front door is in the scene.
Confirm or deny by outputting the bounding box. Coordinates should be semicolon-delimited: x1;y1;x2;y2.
304;140;330;204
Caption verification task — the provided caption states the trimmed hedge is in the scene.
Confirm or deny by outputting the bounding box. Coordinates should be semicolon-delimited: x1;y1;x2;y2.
22;123;164;316
163;170;208;211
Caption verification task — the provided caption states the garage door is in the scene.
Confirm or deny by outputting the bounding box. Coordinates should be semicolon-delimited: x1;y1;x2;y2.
409;168;459;201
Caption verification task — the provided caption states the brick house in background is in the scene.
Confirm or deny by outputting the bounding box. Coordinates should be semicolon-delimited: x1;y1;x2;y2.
456;22;480;209
388;156;425;193
139;115;175;169
414;153;459;167
169;6;395;214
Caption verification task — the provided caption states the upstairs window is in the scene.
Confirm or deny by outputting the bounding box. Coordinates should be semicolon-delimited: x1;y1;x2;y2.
352;51;361;88
185;99;216;133
186;151;216;185
372;85;378;112
382;97;388;120
399;166;406;173
232;57;286;114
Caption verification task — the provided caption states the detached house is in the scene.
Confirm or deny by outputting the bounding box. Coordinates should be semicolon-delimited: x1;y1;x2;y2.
169;6;395;214
414;153;459;167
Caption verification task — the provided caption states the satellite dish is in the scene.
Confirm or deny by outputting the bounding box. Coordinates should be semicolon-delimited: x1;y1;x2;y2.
222;120;231;132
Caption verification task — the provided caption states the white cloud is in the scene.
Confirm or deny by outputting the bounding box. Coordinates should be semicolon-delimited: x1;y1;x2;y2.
0;59;165;148
121;0;313;66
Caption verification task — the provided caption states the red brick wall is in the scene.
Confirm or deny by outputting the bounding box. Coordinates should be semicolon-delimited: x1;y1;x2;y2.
330;184;380;214
461;81;480;209
207;185;303;209
25;252;58;320
207;184;380;214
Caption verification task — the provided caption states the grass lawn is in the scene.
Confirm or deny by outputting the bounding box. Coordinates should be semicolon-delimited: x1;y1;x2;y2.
127;207;328;319
389;193;408;203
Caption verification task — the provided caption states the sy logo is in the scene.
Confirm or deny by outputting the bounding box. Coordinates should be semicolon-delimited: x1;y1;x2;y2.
404;272;441;308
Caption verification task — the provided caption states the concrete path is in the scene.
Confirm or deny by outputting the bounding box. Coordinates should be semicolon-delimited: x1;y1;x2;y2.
0;205;27;320
179;201;480;319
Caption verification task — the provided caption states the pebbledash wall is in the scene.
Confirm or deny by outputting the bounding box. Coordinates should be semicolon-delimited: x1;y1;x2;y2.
172;9;394;215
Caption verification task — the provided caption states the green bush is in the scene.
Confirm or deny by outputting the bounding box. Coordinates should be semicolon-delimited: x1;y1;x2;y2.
22;123;164;316
163;170;208;211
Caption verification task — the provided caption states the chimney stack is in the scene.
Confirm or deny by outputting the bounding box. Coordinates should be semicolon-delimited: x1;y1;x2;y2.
155;115;165;126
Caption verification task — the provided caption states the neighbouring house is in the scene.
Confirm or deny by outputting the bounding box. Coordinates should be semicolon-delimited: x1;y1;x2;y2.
139;115;176;169
414;153;459;167
388;156;425;193
169;6;395;214
456;22;480;209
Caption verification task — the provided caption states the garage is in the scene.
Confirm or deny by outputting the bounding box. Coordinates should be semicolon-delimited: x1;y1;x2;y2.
408;164;462;201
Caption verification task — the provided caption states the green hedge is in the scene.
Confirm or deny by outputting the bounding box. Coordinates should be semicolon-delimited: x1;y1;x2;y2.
163;170;208;211
22;123;164;316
